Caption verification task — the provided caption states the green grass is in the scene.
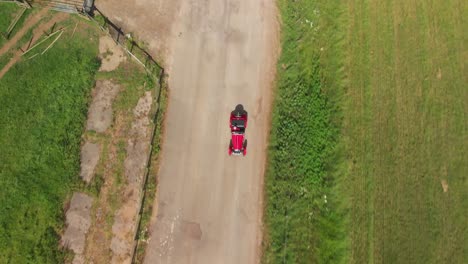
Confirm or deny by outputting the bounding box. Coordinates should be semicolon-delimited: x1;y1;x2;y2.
0;4;32;46
343;0;467;263
0;51;14;69
0;17;100;263
0;4;21;32
264;0;467;263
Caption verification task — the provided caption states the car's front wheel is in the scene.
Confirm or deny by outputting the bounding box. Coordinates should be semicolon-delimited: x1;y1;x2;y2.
228;139;233;155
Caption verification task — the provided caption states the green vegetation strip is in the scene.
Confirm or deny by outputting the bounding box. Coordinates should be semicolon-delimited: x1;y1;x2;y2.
0;19;100;262
133;76;167;264
263;0;346;263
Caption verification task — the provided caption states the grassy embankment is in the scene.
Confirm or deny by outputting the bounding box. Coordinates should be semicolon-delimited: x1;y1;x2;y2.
0;15;100;262
264;0;466;263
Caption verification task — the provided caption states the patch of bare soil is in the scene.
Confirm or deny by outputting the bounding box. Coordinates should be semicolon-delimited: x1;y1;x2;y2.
86;80;120;133
441;179;449;193
111;91;154;264
61;193;94;264
126;91;153;183
437;68;442;79
80;142;101;183
99;35;127;72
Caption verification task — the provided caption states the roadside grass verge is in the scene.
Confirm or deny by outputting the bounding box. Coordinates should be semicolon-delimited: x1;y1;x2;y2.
133;75;167;264
0;4;20;33
0;15;100;263
263;0;347;263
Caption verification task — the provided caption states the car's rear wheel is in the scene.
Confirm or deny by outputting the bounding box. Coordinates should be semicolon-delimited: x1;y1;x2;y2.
243;140;247;156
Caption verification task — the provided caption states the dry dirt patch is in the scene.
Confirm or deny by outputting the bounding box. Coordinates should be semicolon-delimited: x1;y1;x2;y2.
80;142;101;183
441;179;449;193
99;35;127;72
126;91;153;182
61;193;93;263
86;80;120;133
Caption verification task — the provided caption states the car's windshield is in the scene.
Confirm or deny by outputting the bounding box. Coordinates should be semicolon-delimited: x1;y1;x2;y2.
231;119;245;128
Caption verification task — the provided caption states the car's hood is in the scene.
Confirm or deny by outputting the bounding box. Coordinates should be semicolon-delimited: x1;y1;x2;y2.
231;133;244;150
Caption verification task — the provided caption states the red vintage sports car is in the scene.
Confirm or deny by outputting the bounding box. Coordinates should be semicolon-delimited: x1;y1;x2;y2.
229;105;248;156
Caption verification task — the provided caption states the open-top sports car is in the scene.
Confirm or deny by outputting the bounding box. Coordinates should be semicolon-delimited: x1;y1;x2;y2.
229;105;248;156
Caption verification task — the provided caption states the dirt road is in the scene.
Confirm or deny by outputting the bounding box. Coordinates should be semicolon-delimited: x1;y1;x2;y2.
97;0;279;263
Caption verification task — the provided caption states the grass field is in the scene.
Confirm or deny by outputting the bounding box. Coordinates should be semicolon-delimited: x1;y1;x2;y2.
344;0;466;263
264;0;466;263
0;16;100;262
